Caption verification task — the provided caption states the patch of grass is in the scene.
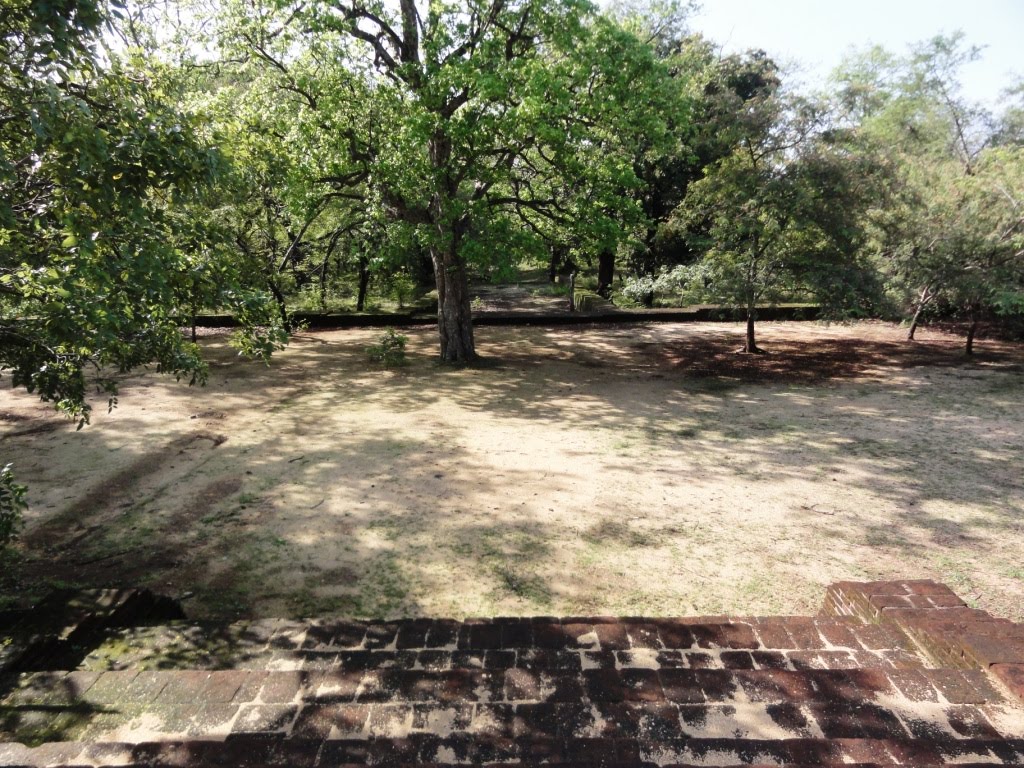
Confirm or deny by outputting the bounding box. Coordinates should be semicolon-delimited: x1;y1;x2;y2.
0;704;96;747
288;590;354;617
352;555;410;616
492;564;551;605
367;515;404;541
583;519;655;548
686;378;743;396
934;555;977;595
191;581;252;619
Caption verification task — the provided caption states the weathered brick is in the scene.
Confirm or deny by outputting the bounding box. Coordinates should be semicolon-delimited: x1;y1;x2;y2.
293;703;367;738
62;670;102;697
946;704;1002;738
832;736;895;763
231;704;298;734
513;702;589;738
202;670;249;704
652;619;695;649
531;622;569;649
887;669;939;702
500;621;534;649
624;622;662;649
258;671;303;704
581;650;616;669
618;669;663;703
685;650;716;668
563;736;618;763
317;738;372;763
542;672;587;703
516;648;582;671
814;620;859;649
991;663;1024;703
693;669;739;701
366;703;413;737
582;669;625;702
424;619;460;649
592;701;680;740
962;632;1024;666
362;622;400;650
869;594;915;613
900;579;964;598
784;619;826;650
459;622;502;651
751;650;789;670
654;650;685;669
186;703;239;737
734;670;817;703
719;651;755;670
416;650;451;671
411;702;473;733
928;669;1000;705
690;622;757;650
155;670;212;704
808;702;907;739
852;622;912;651
449;649;485;669
788;650;855;670
306;668;362;702
657;669;704;704
592;622;630;651
485;649;516;669
394;619;432;650
765;702;812;734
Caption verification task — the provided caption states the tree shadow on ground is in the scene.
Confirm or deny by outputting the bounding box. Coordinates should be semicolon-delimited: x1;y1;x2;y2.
1;322;1022;621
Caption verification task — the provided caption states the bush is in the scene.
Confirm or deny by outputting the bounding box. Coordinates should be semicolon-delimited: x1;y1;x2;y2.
366;329;408;366
0;464;27;549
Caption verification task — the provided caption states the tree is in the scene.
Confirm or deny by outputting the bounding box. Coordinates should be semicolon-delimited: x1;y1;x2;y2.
219;0;677;361
677;90;873;353
832;34;1024;352
0;0;287;424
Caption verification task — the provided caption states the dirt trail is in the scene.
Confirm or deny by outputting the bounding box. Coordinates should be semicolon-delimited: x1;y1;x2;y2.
1;321;1022;622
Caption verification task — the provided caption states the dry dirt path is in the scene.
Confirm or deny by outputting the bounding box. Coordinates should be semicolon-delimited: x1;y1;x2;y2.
1;321;1022;623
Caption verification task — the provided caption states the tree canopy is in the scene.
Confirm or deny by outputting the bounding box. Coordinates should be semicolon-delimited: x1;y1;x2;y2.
0;0;286;423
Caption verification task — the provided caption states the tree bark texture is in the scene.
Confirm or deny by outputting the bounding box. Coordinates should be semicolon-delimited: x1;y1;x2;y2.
597;250;615;297
965;302;980;356
428;131;477;362
907;285;933;341
356;256;370;312
745;312;758;353
267;278;292;333
431;243;476;362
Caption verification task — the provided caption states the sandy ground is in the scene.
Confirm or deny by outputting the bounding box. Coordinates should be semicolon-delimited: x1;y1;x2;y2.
1;320;1022;623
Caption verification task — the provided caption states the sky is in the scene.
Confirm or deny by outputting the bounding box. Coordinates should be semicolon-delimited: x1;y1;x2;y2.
689;0;1023;105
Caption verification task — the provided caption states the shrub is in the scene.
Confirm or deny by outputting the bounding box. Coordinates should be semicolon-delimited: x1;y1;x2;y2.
366;329;408;366
0;464;27;549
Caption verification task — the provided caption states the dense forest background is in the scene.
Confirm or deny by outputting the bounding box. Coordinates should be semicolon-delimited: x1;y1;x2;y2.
2;0;1023;412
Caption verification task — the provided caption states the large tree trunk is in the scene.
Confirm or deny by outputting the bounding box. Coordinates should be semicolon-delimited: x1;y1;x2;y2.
744;299;763;354
430;242;475;362
355;256;371;312
907;285;933;341
965;302;980;356
267;278;291;333
428;130;476;362
596;249;615;297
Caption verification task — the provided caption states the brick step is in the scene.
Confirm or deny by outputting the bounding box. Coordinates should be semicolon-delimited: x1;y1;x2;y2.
1;590;185;675
74;616;924;674
2;736;1023;767
3;667;1020;748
